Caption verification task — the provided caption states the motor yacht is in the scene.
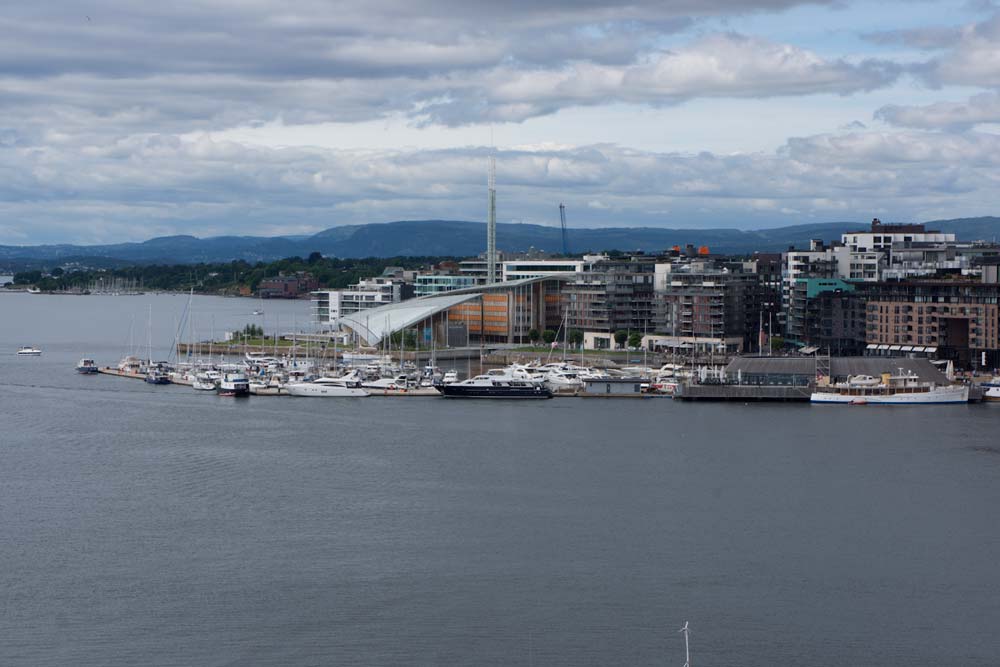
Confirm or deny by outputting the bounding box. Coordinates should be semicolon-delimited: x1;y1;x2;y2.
437;371;552;399
286;371;368;397
16;346;41;356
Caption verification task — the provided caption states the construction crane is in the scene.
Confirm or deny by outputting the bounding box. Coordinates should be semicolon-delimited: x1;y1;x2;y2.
558;203;570;256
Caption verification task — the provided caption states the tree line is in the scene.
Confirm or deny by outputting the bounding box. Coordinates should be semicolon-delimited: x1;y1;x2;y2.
8;253;456;294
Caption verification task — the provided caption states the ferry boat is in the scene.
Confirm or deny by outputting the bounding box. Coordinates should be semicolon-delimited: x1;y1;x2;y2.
810;371;969;405
437;371;553;399
16;346;41;356
217;369;250;396
76;358;99;374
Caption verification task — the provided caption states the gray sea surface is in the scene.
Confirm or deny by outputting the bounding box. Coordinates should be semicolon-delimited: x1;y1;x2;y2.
1;293;999;666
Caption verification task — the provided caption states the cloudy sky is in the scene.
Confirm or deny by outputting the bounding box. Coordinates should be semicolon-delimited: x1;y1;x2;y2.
2;0;1000;244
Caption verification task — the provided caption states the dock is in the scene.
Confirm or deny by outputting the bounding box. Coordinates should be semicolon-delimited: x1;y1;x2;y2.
673;383;813;402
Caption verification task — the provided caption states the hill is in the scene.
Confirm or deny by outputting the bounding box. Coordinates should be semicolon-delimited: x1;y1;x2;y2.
1;217;997;269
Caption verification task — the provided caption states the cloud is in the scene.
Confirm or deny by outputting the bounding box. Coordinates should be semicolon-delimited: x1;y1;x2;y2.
0;2;892;135
911;13;1000;87
876;92;1000;129
3;126;999;244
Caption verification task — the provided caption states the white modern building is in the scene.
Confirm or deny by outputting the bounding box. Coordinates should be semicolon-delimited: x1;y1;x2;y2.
842;219;955;254
501;259;587;282
312;277;412;325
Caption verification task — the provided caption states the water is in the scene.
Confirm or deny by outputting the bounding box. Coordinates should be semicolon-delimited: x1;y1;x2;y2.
2;293;999;666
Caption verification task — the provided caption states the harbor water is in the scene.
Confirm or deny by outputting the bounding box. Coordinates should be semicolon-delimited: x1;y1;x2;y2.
1;293;999;666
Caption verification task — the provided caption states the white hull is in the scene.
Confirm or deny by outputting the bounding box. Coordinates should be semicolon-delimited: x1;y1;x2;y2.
286;383;368;397
811;385;969;404
192;380;217;391
983;386;1000;402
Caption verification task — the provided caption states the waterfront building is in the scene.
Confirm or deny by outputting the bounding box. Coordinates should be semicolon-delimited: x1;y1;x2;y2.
782;240;884;334
335;276;570;346
863;273;1000;369
786;278;867;355
649;260;758;356
312;277;414;325
413;274;478;297
258;272;319;299
501;258;588;282
562;256;656;335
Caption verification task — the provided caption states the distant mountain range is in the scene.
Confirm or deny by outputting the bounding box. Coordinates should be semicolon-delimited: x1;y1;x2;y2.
2;217;998;270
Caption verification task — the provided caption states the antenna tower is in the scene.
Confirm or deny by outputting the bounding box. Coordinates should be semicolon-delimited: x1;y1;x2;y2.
558;203;569;256
487;155;497;284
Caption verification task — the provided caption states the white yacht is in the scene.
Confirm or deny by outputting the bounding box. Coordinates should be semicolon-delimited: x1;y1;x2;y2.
286;371;368;397
442;370;459;384
16;346;41;356
811;371;968;405
191;372;218;391
544;368;584;392
363;374;412;391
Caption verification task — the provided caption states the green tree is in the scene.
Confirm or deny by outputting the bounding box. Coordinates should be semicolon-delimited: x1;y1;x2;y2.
627;331;643;349
568;329;584;348
527;328;540;344
542;329;557;344
614;329;628;349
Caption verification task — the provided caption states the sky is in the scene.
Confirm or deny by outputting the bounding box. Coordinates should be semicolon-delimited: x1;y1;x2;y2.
2;0;1000;244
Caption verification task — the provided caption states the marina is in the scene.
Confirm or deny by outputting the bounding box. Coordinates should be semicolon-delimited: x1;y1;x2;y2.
3;277;1000;667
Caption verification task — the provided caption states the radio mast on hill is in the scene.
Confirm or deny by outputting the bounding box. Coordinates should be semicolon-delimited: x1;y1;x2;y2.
487;155;497;284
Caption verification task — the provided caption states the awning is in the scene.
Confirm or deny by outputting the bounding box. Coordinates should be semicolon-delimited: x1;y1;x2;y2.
900;346;913;351
889;345;902;351
911;346;926;352
800;346;819;354
866;343;878;350
877;344;890;350
925;347;938;353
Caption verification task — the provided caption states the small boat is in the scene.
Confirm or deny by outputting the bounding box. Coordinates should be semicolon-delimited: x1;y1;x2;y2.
442;370;459;384
217;370;250;396
144;368;171;384
248;378;287;396
191;373;218;391
16;346;41;356
76;358;99;374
